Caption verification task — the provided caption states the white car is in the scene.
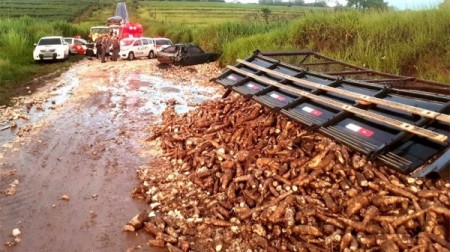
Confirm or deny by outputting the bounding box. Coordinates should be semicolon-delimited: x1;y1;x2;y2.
141;37;173;59
33;36;69;62
119;37;152;60
147;37;173;52
63;37;88;54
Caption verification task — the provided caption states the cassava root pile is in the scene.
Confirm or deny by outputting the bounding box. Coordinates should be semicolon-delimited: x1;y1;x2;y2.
126;94;450;251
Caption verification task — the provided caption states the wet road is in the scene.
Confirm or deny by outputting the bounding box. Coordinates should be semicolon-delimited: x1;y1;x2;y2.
0;59;221;251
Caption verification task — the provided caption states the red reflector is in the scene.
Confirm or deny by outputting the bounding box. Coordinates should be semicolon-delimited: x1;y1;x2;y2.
270;93;285;102
302;106;322;117
358;128;374;137
247;83;260;90
311;110;322;116
345;123;374;137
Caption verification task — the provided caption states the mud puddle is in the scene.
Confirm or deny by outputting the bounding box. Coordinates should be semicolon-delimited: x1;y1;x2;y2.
0;59;222;251
0;65;84;146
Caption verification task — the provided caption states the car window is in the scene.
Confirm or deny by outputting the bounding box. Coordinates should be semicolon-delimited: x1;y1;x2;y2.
121;39;134;46
142;39;148;45
74;39;84;45
162;46;177;53
156;39;172;46
188;46;204;54
39;38;62;45
64;38;72;44
133;40;142;46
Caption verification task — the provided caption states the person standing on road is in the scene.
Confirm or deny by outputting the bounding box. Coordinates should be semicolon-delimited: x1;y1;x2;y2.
101;34;110;63
111;35;120;61
95;34;102;59
86;41;95;60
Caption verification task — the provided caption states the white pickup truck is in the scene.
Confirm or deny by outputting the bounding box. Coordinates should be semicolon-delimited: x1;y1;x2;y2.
33;36;70;62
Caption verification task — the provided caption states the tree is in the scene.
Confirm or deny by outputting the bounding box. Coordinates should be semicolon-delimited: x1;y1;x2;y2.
261;8;271;24
313;0;328;7
347;0;388;10
259;0;274;4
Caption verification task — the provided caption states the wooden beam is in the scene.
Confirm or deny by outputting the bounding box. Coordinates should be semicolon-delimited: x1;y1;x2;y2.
237;59;450;125
227;65;448;143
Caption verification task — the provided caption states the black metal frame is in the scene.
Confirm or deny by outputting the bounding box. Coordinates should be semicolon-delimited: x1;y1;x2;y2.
214;50;450;178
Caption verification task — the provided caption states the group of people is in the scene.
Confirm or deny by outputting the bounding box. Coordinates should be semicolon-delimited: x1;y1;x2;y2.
86;33;121;62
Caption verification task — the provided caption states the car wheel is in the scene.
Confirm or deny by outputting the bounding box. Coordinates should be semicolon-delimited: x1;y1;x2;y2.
148;51;155;59
128;52;135;60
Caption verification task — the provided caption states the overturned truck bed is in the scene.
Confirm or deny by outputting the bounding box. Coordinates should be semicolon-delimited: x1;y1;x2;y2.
215;50;449;178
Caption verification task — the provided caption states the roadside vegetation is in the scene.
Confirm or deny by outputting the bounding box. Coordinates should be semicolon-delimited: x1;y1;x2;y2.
0;0;448;104
0;0;108;21
0;0;114;105
0;18;86;104
218;5;450;83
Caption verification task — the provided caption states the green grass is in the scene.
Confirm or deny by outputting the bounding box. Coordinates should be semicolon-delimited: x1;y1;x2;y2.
219;6;450;83
136;1;323;29
0;17;89;104
0;0;107;21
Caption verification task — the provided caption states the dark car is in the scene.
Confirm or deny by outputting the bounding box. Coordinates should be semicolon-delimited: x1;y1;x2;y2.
156;44;219;66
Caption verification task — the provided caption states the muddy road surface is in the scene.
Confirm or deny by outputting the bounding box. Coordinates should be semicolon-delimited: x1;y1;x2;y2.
0;59;223;251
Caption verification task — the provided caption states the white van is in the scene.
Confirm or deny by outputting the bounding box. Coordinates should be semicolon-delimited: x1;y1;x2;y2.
119;37;152;60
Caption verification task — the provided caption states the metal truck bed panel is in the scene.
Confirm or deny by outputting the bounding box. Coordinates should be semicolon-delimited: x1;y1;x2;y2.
383;93;447;112
232;80;268;96
214;51;450;177
282;101;339;127
335;117;400;146
249;57;272;68
255;90;297;109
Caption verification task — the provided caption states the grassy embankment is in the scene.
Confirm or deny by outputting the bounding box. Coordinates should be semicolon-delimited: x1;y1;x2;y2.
0;0;114;104
134;1;449;83
135;1;324;44
218;6;450;83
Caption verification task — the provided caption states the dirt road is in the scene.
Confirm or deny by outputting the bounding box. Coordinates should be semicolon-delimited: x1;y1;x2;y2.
0;59;222;251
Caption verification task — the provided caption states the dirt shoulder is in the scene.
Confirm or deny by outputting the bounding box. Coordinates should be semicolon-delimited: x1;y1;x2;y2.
0;59;223;251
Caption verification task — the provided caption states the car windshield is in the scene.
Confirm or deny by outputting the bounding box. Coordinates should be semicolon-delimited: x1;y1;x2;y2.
162;46;177;53
38;38;62;45
121;39;135;46
75;39;87;45
156;39;171;46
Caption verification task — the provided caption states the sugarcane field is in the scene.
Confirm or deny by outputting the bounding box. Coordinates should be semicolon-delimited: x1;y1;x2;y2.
1;0;450;252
